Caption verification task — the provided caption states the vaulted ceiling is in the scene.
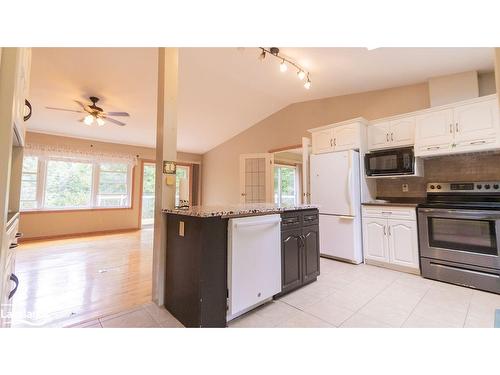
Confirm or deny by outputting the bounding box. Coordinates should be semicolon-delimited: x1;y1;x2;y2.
27;47;495;154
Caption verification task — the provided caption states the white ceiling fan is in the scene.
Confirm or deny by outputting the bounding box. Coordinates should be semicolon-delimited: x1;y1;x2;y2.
46;96;130;127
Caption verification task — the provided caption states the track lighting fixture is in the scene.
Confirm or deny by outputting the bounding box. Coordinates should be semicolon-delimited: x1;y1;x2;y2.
258;47;311;89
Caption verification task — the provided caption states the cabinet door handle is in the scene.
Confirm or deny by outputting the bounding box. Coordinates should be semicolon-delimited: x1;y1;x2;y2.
381;211;393;214
9;274;19;300
24;99;32;122
15;232;23;238
9;243;19;249
330;138;333;147
383;226;386;236
470;140;486;145
391;133;394;141
449;124;453;133
386;133;389;142
455;122;459;132
333;138;336;147
388;226;391;236
427;146;440;150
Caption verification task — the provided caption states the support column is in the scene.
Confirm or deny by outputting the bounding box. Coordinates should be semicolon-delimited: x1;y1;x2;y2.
152;48;178;305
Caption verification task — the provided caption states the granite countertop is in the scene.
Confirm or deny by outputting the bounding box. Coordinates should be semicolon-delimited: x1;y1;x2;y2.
362;197;426;207
163;203;319;218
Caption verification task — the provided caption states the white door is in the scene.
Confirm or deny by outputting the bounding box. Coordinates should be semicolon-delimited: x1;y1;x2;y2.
390;117;415;147
239;153;274;203
333;124;359;151
301;137;311;204
311;128;334;154
310;151;351;215
415;109;454;155
362;217;388;262
387;219;419;269
453;99;499;144
367;121;390;150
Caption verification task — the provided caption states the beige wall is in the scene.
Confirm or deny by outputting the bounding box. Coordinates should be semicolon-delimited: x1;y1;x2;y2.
20;132;201;239
202;82;430;205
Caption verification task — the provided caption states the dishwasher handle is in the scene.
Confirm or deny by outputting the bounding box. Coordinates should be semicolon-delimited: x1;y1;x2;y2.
234;217;282;228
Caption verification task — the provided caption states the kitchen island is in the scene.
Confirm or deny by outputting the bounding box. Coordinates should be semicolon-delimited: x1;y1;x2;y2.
163;204;320;328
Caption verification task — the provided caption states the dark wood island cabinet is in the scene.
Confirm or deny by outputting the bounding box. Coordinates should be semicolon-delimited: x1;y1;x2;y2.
163;206;320;328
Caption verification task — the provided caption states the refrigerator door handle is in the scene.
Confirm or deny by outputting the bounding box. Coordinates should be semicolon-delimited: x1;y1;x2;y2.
347;155;353;216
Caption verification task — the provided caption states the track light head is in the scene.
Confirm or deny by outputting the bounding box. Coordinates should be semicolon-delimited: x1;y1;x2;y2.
297;70;306;80
304;76;311;90
280;59;287;72
259;50;266;61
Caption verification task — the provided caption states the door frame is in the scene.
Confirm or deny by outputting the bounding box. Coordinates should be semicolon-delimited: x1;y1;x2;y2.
139;159;156;229
239;153;274;203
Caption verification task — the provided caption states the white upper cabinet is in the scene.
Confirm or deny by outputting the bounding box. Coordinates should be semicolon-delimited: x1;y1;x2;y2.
13;48;31;145
390;117;415;147
311;128;334;154
332;122;360;151
367;121;390;150
415;96;499;157
415;109;454;156
453;99;499;148
310;121;362;154
368;117;415;150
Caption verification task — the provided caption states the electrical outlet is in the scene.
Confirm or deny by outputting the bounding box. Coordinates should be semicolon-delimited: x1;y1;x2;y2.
402;184;409;192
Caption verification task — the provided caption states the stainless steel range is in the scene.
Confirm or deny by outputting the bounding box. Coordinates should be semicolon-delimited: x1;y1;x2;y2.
418;182;500;294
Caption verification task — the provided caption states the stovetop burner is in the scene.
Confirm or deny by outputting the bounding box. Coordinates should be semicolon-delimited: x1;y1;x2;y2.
418;181;500;210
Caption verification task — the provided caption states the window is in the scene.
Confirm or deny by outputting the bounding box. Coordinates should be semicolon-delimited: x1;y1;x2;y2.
19;156;133;211
20;156;39;210
96;163;130;207
274;165;298;206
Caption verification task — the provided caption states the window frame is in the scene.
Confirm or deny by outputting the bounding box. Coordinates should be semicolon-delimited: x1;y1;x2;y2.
20;156;134;213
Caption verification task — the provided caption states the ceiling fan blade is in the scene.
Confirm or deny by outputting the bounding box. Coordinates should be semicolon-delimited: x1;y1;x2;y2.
105;111;130;117
103;116;126;126
46;106;83;113
74;100;87;110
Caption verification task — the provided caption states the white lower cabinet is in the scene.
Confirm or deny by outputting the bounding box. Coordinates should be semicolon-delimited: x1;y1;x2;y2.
362;206;419;273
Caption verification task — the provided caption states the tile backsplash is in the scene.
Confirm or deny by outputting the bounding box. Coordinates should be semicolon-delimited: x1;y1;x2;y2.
376;152;500;198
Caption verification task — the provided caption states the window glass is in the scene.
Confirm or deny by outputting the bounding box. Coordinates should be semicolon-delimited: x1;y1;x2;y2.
44;160;93;208
20;156;39;210
175;165;190;207
274;165;297;206
97;163;129;207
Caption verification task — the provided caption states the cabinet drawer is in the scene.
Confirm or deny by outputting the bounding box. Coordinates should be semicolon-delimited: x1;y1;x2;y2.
302;211;319;226
362;205;416;220
281;212;301;229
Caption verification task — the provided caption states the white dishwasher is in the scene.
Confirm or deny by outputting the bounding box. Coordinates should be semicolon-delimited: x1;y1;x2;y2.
227;214;282;321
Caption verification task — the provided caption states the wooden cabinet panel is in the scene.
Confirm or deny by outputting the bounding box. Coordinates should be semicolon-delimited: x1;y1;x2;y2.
388;219;419;269
453;99;499;146
311;129;334;154
415;109;454;156
302;225;320;282
367;121;390;150
281;229;302;294
390;117;415;147
362;217;388;262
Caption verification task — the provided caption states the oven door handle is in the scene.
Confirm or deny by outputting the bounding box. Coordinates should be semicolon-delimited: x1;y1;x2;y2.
419;208;500;220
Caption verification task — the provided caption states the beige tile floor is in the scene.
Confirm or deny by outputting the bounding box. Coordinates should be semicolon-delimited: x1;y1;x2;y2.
72;257;500;328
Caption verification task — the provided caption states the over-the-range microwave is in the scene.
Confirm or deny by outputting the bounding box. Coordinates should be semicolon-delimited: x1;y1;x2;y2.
364;147;423;178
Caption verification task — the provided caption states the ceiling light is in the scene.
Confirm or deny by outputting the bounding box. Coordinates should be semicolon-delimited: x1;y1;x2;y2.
279;59;287;72
304;76;311;90
297;70;305;80
96;118;105;126
84;114;94;125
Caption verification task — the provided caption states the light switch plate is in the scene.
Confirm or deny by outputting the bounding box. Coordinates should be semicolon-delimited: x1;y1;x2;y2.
179;221;185;237
402;183;409;192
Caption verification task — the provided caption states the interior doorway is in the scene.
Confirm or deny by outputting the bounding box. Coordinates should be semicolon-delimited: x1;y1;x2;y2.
141;161;156;227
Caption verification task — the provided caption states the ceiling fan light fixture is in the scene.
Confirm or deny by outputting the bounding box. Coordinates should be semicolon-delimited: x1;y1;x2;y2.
84;114;94;125
297;70;306;80
96;118;105;126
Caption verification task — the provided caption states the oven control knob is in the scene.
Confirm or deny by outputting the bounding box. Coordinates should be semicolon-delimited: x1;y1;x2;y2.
485;184;491;190
436;185;442;190
477;184;482;189
494;184;499;190
430;185;435;190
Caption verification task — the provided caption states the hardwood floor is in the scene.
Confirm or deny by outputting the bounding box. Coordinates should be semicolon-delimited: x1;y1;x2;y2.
11;228;153;327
